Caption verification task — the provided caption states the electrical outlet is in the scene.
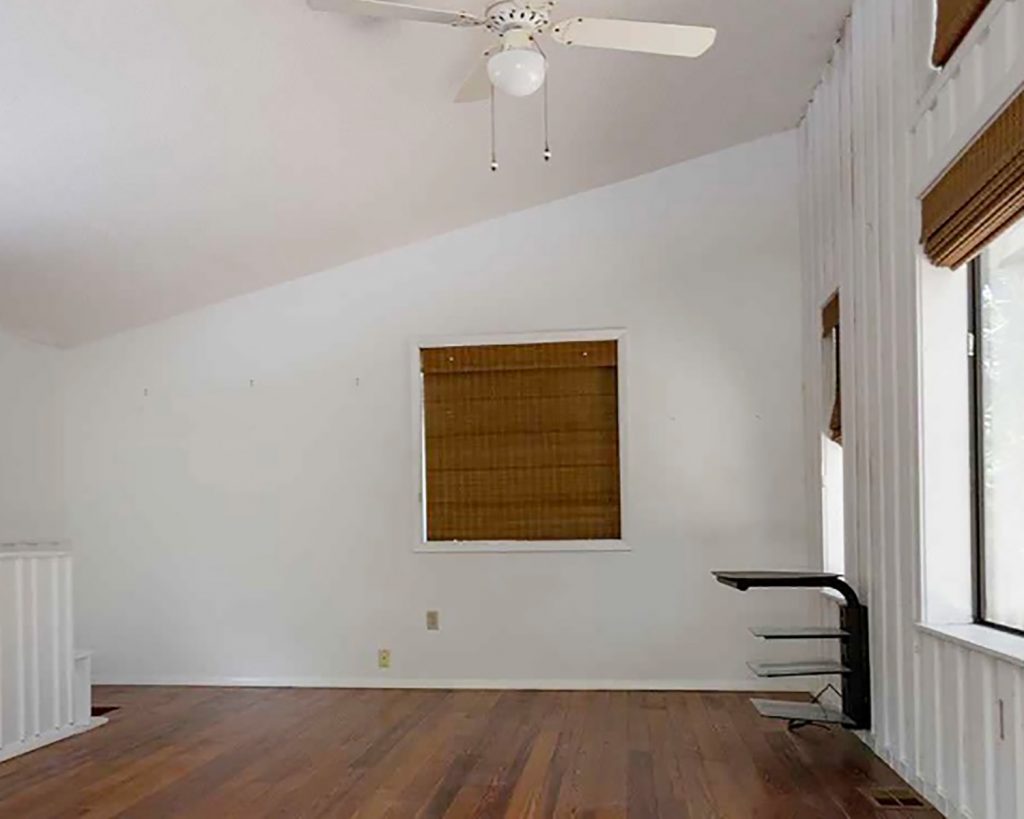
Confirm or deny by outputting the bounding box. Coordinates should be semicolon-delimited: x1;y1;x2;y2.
426;610;440;631
378;649;391;670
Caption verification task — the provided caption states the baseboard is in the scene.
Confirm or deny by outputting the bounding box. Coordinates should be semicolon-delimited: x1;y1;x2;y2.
92;674;818;692
0;717;107;765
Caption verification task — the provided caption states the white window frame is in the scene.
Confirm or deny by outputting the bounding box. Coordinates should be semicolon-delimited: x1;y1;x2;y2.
917;252;974;626
916;250;1024;665
410;328;630;554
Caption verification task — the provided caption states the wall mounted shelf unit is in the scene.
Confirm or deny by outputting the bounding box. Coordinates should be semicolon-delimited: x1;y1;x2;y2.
712;570;871;731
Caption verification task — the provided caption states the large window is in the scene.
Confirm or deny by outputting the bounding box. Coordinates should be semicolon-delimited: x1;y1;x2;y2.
418;337;623;544
969;218;1024;635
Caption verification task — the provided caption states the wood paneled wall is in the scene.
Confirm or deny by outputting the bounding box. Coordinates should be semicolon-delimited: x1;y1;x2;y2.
799;1;1024;817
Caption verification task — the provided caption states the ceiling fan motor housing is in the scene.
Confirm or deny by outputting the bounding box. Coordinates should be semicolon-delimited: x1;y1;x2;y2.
484;1;551;35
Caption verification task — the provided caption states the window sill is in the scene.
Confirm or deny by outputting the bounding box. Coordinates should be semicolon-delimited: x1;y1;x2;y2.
415;541;631;554
916;622;1024;668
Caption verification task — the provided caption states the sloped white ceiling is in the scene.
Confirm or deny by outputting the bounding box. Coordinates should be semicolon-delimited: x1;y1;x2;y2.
0;0;849;346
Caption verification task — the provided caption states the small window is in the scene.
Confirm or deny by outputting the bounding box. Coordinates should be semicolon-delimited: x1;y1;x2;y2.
418;338;622;543
821;292;845;575
969;217;1024;635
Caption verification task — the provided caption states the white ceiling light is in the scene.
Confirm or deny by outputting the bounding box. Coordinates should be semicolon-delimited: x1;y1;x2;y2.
487;47;546;98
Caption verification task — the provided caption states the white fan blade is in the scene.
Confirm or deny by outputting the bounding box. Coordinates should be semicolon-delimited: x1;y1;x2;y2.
307;0;484;27
550;18;716;58
455;49;495;103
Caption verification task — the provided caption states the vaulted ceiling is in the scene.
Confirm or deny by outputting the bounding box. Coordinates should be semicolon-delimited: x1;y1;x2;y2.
0;0;850;346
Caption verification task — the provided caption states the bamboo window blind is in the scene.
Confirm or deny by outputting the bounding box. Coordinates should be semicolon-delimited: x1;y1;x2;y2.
922;89;1024;269
932;0;991;67
822;293;841;445
420;340;622;542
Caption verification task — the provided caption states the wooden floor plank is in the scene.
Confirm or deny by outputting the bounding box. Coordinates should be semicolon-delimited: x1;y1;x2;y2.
0;686;941;819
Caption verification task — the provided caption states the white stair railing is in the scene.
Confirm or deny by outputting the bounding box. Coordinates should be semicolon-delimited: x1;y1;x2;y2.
0;541;99;763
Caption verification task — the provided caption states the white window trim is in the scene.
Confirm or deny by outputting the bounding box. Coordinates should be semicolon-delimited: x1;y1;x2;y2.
410;328;630;554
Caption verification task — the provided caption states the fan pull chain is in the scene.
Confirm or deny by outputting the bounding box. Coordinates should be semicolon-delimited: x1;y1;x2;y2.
534;39;552;163
489;85;499;172
543;74;551;162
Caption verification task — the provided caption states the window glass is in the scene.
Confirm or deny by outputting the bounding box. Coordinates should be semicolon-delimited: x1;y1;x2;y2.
975;218;1024;632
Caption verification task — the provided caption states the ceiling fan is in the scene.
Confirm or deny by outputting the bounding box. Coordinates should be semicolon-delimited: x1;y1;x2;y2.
308;0;717;166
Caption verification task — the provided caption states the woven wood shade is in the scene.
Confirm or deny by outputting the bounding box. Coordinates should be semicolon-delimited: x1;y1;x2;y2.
822;293;842;445
932;0;991;67
821;292;840;339
922;89;1024;269
421;340;621;542
829;350;842;445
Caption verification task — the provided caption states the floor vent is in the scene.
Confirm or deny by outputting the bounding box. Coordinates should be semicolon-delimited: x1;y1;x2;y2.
863;787;928;809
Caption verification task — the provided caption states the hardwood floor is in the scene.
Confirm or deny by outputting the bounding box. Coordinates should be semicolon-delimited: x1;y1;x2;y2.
0;687;937;818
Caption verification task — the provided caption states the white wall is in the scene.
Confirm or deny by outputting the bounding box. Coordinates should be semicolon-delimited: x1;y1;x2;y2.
0;327;64;542
62;131;818;688
799;1;1024;817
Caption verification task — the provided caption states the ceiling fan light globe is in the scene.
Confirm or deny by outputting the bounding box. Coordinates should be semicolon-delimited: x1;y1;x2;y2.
486;48;546;97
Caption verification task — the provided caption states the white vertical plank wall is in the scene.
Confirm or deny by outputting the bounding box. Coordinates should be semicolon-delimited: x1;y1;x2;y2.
799;1;1024;817
0;545;90;764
